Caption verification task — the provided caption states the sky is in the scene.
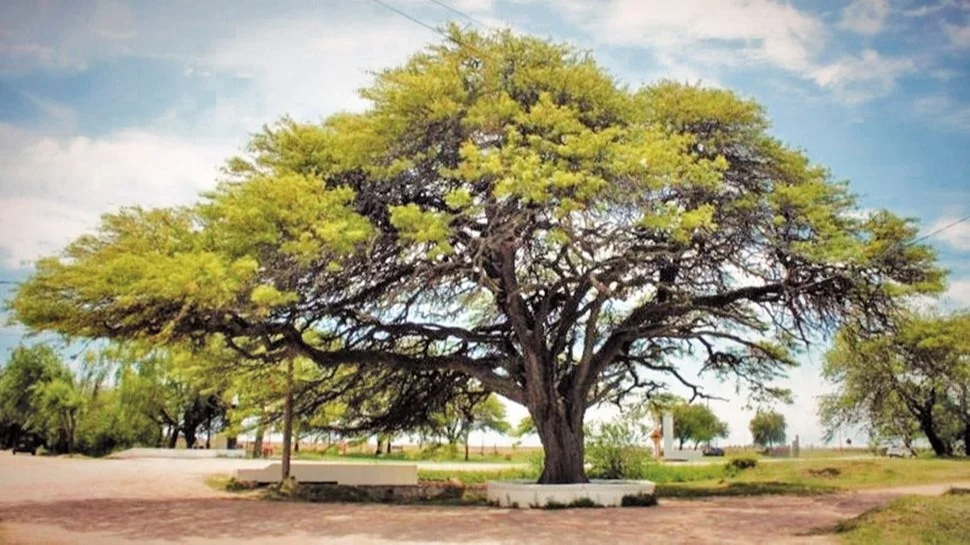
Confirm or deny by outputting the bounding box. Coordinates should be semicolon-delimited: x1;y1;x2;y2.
1;0;969;448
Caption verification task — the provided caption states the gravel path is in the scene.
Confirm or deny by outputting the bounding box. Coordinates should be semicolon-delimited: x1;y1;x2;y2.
0;451;963;545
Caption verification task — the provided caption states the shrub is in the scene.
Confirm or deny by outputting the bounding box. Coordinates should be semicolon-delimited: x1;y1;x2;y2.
225;477;260;491
727;457;758;471
621;493;658;507
585;420;650;479
541;497;603;509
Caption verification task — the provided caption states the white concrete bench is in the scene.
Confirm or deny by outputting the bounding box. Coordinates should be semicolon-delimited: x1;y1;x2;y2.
234;462;418;485
487;480;656;508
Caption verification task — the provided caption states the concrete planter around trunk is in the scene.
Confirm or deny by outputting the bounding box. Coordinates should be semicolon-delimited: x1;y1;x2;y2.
487;479;656;508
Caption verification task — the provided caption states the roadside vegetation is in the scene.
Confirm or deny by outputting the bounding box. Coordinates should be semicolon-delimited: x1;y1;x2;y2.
826;489;970;545
413;458;970;498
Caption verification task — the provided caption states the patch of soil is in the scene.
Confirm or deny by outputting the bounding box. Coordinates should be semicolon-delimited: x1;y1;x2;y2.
805;467;842;478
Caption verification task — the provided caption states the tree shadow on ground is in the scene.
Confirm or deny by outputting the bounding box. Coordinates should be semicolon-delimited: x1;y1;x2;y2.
656;481;840;499
0;493;889;545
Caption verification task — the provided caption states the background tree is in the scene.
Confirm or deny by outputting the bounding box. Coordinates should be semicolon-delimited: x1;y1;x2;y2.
820;312;970;456
426;391;509;460
511;415;536;439
749;410;787;449
11;28;943;483
1;343;162;455
671;403;729;449
0;345;68;449
31;377;84;453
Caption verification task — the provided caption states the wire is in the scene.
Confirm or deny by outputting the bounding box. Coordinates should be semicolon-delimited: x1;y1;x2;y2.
426;0;491;29
369;0;447;37
910;215;970;247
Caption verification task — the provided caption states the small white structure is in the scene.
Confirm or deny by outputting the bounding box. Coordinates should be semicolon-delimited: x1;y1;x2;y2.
662;412;703;461
487;480;656;508
234;462;418;485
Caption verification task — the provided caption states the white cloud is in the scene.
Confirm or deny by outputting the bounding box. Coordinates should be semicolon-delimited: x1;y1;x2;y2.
19;92;77;132
913;94;970;132
927;216;970;252
0;42;87;74
539;0;916;104
198;17;432;129
0;198;100;268
903;0;970;17
944;22;970;49
948;279;970;307
89;0;137;40
811;49;915;104
0;1;135;75
840;0;890;36
554;0;826;77
0;124;229;268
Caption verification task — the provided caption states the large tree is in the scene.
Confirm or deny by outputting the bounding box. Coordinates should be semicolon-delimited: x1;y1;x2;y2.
11;28;941;483
820;312;970;456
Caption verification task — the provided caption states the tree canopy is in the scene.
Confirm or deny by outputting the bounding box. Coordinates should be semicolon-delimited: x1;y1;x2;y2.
820;312;970;456
10;27;942;483
750;410;787;448
671;402;729;449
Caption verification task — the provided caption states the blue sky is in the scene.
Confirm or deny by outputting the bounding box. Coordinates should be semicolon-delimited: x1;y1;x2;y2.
1;0;969;447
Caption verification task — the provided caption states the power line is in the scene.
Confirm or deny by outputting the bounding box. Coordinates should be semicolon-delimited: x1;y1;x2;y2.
426;0;491;29
369;0;446;37
910;215;970;247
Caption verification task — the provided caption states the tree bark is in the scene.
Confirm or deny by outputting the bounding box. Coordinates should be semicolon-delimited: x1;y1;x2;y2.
183;427;197;449
253;425;264;458
533;402;587;484
167;427;179;449
464;434;470;461
281;359;294;481
918;414;951;456
963;424;970;457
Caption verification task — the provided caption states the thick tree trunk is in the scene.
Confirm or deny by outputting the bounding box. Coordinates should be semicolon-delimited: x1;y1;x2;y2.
167;427;178;449
281;359;294;481
919;415;951;456
464;435;470;461
533;404;587;484
252;425;264;458
963;424;970;457
183;427;197;449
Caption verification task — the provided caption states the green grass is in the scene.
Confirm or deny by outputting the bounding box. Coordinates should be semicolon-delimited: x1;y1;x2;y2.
418;467;538;484
423;458;970;496
292;448;536;464
212;456;970;504
828;491;970;544
655;458;970;498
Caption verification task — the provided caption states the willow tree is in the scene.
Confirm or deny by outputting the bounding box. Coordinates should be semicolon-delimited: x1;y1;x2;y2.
12;28;941;483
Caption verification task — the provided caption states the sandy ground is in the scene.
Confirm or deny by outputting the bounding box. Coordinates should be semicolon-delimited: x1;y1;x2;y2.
0;451;964;545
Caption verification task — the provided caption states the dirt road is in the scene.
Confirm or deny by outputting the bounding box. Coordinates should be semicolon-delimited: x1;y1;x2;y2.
0;451;959;545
